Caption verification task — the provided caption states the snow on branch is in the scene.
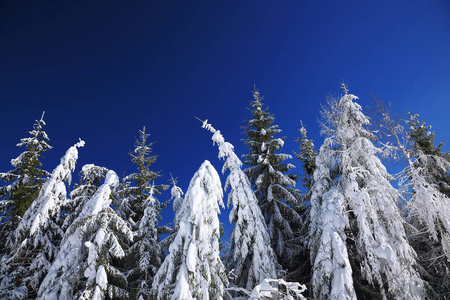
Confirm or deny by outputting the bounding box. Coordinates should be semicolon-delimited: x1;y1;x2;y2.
198;117;279;290
227;278;307;300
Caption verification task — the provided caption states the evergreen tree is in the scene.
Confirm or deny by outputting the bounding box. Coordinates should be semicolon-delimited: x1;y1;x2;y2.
128;184;164;300
118;127;168;299
0;112;52;250
37;170;133;300
200;119;278;291
295;121;317;193
0;140;83;300
62;164;109;231
401;113;450;297
169;174;184;232
309;140;356;300
369;99;450;297
309;84;424;300
151;160;228;300
291;121;317;293
120;127;166;224
242;89;302;270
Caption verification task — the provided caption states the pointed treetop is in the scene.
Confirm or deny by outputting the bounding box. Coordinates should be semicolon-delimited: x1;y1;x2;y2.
340;79;349;94
34;111;47;129
138;126;149;144
253;85;260;98
40;111;46;123
168;172;178;186
300;120;307;139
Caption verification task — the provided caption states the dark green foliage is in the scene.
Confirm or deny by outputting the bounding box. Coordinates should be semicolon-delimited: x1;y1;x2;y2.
0;113;52;250
406;113;450;197
242;89;303;271
120;127;167;224
295;121;317;192
407;113;446;157
404;113;450;298
118;127;168;299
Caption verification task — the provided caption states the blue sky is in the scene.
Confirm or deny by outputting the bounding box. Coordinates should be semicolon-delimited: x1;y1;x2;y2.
1;1;449;228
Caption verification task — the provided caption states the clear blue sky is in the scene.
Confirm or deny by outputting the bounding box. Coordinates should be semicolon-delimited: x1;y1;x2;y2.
1;1;449;227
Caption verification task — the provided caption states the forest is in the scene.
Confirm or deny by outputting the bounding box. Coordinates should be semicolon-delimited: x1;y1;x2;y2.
1;83;449;300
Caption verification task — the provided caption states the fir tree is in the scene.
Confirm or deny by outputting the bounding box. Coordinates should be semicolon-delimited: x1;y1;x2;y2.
242;89;302;270
119;127;168;299
308;140;356;300
0;112;52;251
200;118;278;291
369;98;450;297
0;140;83;300
169;174;184;232
120;127;166;224
295;121;317;193
37;170;133;300
309;84;424;300
128;184;164;300
151;160;228;300
401;113;450;297
62;164;109;231
291;121;317;293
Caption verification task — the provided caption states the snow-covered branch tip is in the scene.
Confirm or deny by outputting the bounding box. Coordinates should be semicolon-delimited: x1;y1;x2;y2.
40;111;46;123
168;172;178;186
196;117;216;133
299;120;307;139
340;79;349;94
197;117;226;147
76;138;85;148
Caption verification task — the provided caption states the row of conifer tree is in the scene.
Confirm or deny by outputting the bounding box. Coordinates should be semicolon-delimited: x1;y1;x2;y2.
1;83;449;299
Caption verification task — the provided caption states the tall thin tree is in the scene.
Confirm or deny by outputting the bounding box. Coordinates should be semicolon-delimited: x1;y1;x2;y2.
242;89;302;270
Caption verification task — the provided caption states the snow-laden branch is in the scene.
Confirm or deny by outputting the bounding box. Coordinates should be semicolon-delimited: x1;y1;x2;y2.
198;118;279;290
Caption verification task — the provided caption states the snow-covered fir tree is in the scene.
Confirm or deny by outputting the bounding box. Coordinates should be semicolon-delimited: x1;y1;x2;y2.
117;127;168;299
308;139;356;300
0;112;52;251
151;160;228;300
309;84;424;300
200;119;278;291
128;184;164;300
295;121;317;193
242;89;303;270
0;140;83;300
119;127;166;224
62;164;109;231
401;113;450;297
289;121;318;292
38;170;133;300
169;174;184;231
369;99;450;297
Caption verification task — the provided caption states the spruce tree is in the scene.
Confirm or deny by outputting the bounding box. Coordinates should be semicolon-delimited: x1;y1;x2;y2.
0;113;52;250
0;140;83;300
128;184;164;300
120;127;166;224
290;122;317;290
37;170;133;300
369;99;450;297
309;140;356;300
401;113;450;297
62;164;109;231
295;121;317;193
169;174;184;232
309;84;424;300
119;127;168;299
242;89;302;270
200;119;278;291
151;160;228;300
